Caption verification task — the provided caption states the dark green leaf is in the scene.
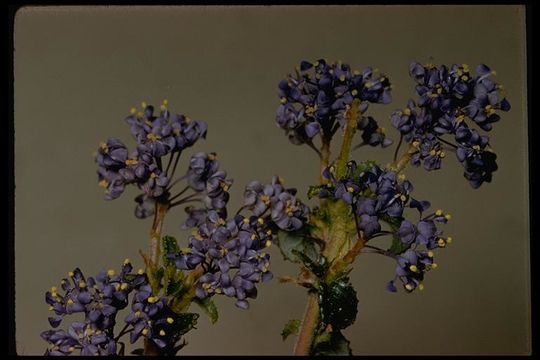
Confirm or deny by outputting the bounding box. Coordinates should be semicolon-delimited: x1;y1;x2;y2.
130;348;144;356
162;235;180;263
281;319;301;341
319;277;358;330
388;234;410;255
171;313;199;337
167;280;186;299
277;230;318;264
194;297;219;324
292;249;328;278
312;330;353;356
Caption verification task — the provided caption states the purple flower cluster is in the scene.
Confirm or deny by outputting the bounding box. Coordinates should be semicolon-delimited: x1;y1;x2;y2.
244;176;310;232
276;59;392;147
169;176;309;309
41;260;177;355
124;284;180;350
95;102;207;215
391;63;510;187
319;162;449;292
168;211;274;309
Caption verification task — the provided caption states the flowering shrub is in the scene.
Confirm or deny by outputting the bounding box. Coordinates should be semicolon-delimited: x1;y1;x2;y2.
42;59;510;355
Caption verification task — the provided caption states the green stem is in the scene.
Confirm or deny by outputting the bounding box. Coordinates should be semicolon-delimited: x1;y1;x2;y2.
388;144;417;173
334;99;361;178
292;100;361;356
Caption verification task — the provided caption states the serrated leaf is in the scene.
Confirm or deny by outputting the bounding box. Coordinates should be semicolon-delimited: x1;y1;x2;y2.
319;277;358;330
172;313;199;336
194;297;219;324
312;330;353;356
277;230;318;264
281;319;301;341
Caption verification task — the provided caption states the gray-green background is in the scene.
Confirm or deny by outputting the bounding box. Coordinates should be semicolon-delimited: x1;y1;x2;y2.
14;5;529;355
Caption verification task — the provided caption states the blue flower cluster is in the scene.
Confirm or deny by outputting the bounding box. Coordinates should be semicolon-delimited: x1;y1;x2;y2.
391;63;510;188
276;59;392;147
169;176;310;309
95;101;207;215
320;162;450;292
41;260;178;355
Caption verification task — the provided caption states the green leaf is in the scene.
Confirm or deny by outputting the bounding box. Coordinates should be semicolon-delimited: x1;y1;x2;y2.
167;280;186;299
312;330;353;356
172;313;199;337
319;277;358;330
130;348;144;356
162;235;180;263
292;249;328;278
194;297;219;324
281;319;301;341
388;234;410;255
277;230;318;264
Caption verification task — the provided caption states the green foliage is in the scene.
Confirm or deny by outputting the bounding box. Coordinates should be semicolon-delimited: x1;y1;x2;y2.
292;249;328;279
312;330;353;356
281;319;301;341
194;297;219;324
276;229;318;264
318;277;358;330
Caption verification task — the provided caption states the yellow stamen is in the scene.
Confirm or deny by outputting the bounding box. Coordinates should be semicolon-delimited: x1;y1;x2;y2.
135;311;141;317
257;218;264;225
107;269;115;277
445;214;452;220
68;347;75;353
141;101;147;108
427;251;434;258
123;258;130;265
446;236;453;244
431;263;438;269
437;238;446;247
405;284;413;291
166;317;174;324
78;281;86;288
250;234;257;241
439;151;446;158
435;209;443;216
51;286;57;293
418;283;425;291
280;97;287;104
120;283;129;290
130;107;137;114
67;299;74;305
125;159;138;166
150;172;157;179
160;105;167;111
147;296;158;304
98;180;109;188
351;89;358;96
400;194;407;202
68;271;74;277
339;75;346;82
137;269;145;275
409;264;418;272
242;218;250;224
403;108;411;116
159;330;166;336
398;174;406;181
162;99;168;106
48;306;54;311
142;328;148;336
146;133;161;142
346;186;355;193
266;230;272;236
